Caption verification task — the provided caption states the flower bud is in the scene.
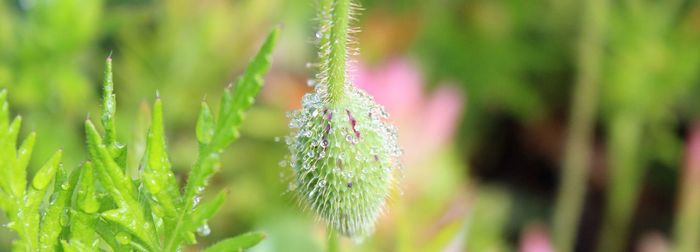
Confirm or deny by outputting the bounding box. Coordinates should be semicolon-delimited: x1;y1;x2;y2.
286;86;401;239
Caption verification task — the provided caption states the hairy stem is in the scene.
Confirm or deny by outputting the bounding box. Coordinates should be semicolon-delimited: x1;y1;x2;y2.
323;0;351;105
551;0;607;251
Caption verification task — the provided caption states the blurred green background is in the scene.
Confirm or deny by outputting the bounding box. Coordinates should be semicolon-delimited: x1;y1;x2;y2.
2;0;700;251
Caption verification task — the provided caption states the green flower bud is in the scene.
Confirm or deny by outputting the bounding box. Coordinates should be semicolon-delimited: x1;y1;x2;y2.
286;0;402;239
287;87;401;239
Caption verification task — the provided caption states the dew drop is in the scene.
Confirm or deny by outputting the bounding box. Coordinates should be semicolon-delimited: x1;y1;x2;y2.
307;79;316;87
196;223;211;237
278;160;287;167
274;137;280;142
193;197;201;208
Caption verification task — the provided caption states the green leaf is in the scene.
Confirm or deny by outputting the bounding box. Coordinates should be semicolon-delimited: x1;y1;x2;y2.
61;240;92;252
210;27;279;151
12;131;34;197
75;161;100;214
1;116;22;197
202;232;266;252
185;190;226;235
187;27;279;204
26;150;63;212
30;150;62;190
142;97;180;219
39;164;79;252
69;210;99;249
102;55;117;146
94;218;130;252
68;162;101;248
85;120;158;250
196;101;215;145
164;27;279;252
85;120;134;202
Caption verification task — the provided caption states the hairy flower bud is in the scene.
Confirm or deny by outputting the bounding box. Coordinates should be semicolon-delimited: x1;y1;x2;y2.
286;0;401;240
287;86;401;239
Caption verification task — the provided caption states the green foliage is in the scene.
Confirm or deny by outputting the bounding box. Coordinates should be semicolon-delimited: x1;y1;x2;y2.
202;232;266;252
0;27;279;251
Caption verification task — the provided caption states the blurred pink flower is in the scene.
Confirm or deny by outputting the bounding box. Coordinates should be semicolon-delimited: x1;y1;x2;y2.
353;58;465;166
636;231;669;252
519;224;554;252
685;123;700;178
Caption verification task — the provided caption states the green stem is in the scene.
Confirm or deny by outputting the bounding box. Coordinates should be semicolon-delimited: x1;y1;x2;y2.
551;0;607;251
163;146;212;252
674;124;700;252
323;0;351;105
597;115;642;252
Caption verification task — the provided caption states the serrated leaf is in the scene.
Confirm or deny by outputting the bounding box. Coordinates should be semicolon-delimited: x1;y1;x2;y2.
185;190;226;235
39;164;78;252
31;150;62;190
163;28;279;252
85;120;134;202
61;240;92;252
26;150;63;212
100;207;158;252
186;27;279;205
196;101;215;144
75;161;100;214
94;218;130;252
1;116;22;196
210;27;279;151
142;97;180;219
202;232;266;252
102;55;117;146
85;120;158;250
12;131;34;197
68;163;100;250
69;210;98;249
